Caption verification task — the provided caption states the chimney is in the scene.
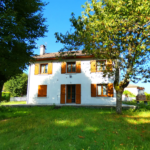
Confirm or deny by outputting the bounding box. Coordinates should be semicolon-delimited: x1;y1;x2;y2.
40;45;45;55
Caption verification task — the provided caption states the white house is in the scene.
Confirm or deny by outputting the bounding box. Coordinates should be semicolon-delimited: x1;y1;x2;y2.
124;84;138;96
27;45;116;105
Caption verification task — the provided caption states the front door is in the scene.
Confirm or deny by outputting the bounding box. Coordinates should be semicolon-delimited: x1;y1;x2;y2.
67;85;76;103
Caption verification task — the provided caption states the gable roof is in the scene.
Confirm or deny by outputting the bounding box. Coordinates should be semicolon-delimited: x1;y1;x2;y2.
126;84;138;88
34;50;88;59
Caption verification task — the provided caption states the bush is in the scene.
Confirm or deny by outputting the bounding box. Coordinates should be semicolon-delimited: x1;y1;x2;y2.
123;90;136;97
144;93;150;100
1;92;11;102
3;73;28;97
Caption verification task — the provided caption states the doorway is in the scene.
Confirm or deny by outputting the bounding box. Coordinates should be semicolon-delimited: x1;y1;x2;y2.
67;85;76;103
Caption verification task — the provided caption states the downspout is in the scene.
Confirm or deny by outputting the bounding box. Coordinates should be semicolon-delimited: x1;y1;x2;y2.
27;64;31;104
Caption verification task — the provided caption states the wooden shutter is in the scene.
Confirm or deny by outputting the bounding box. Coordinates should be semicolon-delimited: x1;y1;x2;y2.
76;61;81;73
38;85;47;97
60;85;66;104
34;64;39;75
108;83;114;97
61;62;66;74
91;84;96;97
106;60;112;71
91;60;96;72
48;63;53;74
76;84;81;104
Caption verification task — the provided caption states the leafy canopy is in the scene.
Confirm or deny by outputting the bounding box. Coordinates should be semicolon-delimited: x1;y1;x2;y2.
55;0;150;113
3;73;28;97
55;0;150;84
0;0;48;82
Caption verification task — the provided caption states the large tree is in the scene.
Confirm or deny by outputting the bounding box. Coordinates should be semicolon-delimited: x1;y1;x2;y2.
3;73;28;97
0;0;48;101
55;0;150;114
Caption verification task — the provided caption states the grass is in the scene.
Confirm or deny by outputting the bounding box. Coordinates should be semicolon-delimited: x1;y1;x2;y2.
0;101;26;105
0;106;150;150
122;100;150;105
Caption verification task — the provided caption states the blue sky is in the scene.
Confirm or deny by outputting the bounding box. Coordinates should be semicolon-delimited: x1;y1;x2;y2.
24;0;150;93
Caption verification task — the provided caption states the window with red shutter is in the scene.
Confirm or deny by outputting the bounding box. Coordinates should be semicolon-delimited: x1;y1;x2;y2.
38;85;47;97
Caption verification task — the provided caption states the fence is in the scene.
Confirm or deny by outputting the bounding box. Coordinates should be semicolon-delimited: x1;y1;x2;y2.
122;95;135;101
10;97;27;101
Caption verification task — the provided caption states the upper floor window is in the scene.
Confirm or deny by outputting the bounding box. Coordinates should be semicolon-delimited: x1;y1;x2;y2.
96;60;106;72
67;62;76;73
40;64;48;74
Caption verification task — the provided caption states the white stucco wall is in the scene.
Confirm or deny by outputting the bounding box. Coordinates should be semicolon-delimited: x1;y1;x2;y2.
27;59;116;105
124;87;138;96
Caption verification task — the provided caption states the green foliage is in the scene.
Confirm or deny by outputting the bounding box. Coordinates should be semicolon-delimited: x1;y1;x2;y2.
56;0;150;81
3;73;28;97
1;92;11;102
145;94;150;100
55;0;150;114
122;100;150;111
143;92;150;100
0;0;48;101
123;90;136;97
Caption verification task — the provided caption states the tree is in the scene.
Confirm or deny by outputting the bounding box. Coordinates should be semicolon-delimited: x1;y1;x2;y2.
55;0;150;114
3;73;28;97
0;0;48;101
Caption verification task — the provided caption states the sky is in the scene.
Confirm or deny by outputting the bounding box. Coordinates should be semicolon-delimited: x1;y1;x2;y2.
24;0;150;93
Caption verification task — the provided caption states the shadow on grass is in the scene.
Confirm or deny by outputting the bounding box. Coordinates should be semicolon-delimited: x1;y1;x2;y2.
0;106;30;120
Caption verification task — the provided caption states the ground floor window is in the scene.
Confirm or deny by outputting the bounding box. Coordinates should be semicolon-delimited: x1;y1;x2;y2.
97;84;107;97
38;85;47;97
91;83;113;97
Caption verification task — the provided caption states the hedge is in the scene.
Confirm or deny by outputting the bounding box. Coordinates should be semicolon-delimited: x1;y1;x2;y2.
145;94;150;100
1;92;11;102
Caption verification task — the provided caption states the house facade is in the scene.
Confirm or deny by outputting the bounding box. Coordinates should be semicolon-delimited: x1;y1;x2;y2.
27;45;116;105
124;84;138;96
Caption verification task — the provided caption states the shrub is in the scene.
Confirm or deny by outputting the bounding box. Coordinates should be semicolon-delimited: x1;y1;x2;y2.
3;73;28;97
1;92;11;102
123;90;136;97
145;94;150;100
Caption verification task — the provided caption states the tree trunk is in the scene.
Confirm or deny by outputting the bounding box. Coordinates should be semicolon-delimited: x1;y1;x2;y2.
116;90;123;114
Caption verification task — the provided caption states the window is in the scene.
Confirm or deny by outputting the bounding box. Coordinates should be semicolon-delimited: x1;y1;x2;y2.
38;85;47;97
40;64;48;74
91;83;113;97
96;60;106;72
97;84;107;97
67;62;76;73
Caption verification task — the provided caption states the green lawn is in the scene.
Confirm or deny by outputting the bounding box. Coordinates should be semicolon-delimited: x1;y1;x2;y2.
0;106;150;150
122;100;150;105
0;101;26;105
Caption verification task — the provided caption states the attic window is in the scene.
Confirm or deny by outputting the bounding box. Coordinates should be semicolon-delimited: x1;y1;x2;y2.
40;64;48;74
